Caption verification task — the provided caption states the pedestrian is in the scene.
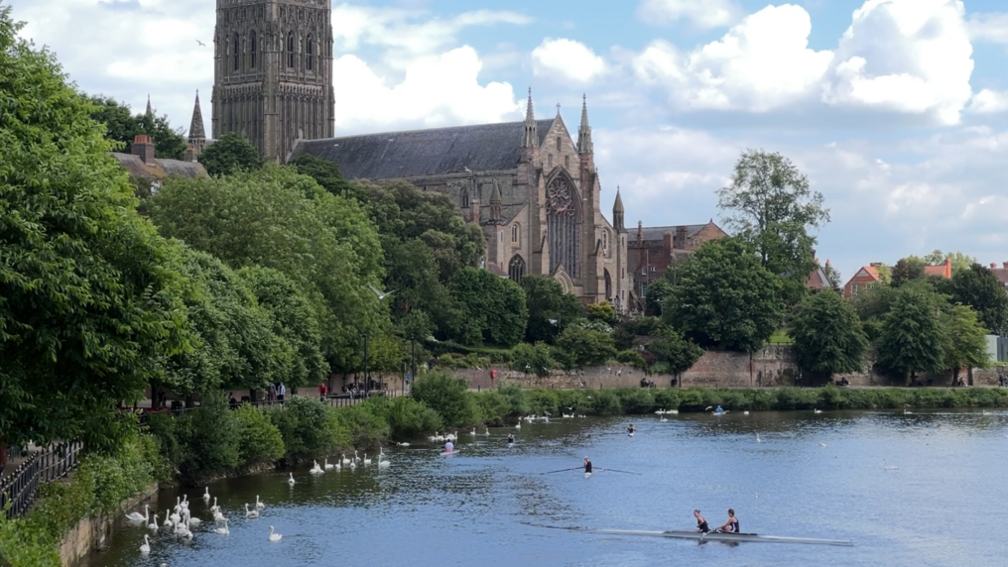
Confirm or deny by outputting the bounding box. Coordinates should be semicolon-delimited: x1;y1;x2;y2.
491;368;497;388
318;382;328;402
278;382;286;404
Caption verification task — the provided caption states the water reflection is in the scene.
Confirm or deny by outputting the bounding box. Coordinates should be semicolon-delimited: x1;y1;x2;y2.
84;409;1007;567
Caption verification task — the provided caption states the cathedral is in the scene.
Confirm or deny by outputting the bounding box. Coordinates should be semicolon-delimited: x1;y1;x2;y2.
199;0;630;311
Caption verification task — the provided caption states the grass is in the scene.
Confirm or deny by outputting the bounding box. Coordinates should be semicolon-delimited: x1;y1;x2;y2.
767;328;794;345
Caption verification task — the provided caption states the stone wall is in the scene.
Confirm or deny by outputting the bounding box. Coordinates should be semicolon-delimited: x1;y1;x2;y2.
59;483;158;567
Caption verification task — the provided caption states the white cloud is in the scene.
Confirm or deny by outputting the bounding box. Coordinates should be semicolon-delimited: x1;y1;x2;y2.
632;5;832;111
823;0;974;125
967;12;1008;44
333;47;522;132
967;89;1008;114
636;0;741;30
531;38;606;83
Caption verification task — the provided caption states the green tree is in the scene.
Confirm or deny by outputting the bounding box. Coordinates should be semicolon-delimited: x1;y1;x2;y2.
923;250;976;275
510;343;554;377
520;275;584;344
717;150;830;296
0;9;191;452
554;326;617;369
949;263;1008;335
890;257;926;287
383;238;449;318
876;285;945;383
87;95;187;160
183;392;240;474
409;372;476;427
290;153;356;198
941;304;990;382
851;284;898;323
446;267;528;347
645;328;704;377
586;301;618;325
664;238;783;352
789;290;868;378
198;133;262;177
644;278;674;316
823;263;843;292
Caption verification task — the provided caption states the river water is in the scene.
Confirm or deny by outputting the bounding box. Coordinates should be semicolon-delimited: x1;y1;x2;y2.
85;409;1007;567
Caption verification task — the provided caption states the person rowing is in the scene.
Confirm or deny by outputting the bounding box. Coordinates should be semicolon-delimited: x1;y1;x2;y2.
444;440;454;454
627;424;636;435
507;433;515;445
716;509;739;533
694;510;709;533
583;456;593;476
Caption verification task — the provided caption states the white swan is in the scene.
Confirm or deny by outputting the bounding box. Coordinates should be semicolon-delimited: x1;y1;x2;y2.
818;442;828;447
202;487;211;503
148;513;158;532
213;509;225;523
353;450;361;463
349;459;357;470
310;460;324;475
813;409;823;414
161;510;173;530
756;433;761;443
324;458;335;470
268;525;282;542
210;497;219;513
515;422;521;429
139;535;151;556
246;503;259;519
470;428;477;435
287;473;296;485
341;453;351;465
363;453;372;466
174;522;193;541
378;453;390;468
743;411;750;416
655;409;665;415
396;442;411;447
484;427;490;435
169;507;181;526
125;505;147;524
884;459;899;471
214;518;229;535
667;409;678;415
256;495;265;510
660;416;667;422
187;515;201;528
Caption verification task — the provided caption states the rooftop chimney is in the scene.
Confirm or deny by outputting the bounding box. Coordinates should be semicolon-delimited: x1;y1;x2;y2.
993;263;999;269
1003;262;1008;269
132;135;155;166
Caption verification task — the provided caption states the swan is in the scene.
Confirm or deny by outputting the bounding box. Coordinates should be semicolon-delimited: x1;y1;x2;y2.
818;442;828;447
187;515;202;528
161;510;173;530
268;525;282;542
210;497;219;513
396;442;411;447
363;453;372;466
246;504;259;519
148;513;158;531
756;433;761;443
214;518;229;535
310;461;324;475
884;459;899;471
904;408;913;415
515;422;521;429
349;458;357;469
378;453;390;468
324;458;335;470
125;505;147;524
484;427;490;435
174;521;193;540
256;495;266;510
202;487;211;503
743;411;750;416
341;453;351;465
139;535;151;556
660;416;667;422
813;409;823;414
213;509;225;523
180;494;189;510
655;409;665;415
169;507;181;526
667;409;678;415
353;450;360;463
287;473;296;485
470;428;477;435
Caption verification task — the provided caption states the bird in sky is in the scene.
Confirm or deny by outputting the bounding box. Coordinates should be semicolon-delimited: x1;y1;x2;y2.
368;285;395;301
196;40;206;47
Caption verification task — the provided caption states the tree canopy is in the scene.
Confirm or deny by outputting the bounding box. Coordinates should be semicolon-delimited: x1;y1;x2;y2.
940;303;990;381
87;95;187;160
875;284;946;382
790;290;868;377
520;275;585;344
663;238;783;352
0;9;191;450
645;328;704;377
445;268;528;347
949;263;1008;335
198;133;262;177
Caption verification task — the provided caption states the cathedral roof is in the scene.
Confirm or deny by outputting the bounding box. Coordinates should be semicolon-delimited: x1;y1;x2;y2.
289;119;555;180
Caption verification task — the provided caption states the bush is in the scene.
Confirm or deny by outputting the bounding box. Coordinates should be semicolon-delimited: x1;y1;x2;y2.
234;403;285;465
528;390;559;416
145;411;187;474
617;350;647;368
410;372;478;426
183;392;240;474
361;396;442;441
474;390;510;426
332;404;390;449
589;390;622;416
268;396;336;457
616;389;655;414
497;384;531;418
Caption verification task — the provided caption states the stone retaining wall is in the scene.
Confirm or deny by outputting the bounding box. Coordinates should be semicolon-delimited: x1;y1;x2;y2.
59;483;158;567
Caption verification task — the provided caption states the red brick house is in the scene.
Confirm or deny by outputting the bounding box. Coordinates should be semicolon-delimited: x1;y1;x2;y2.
806;257;835;291
987;262;1008;292
924;258;952;279
627;220;727;310
843;263;885;299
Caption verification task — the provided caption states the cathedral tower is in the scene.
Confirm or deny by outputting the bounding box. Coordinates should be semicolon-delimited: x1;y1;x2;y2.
212;0;335;162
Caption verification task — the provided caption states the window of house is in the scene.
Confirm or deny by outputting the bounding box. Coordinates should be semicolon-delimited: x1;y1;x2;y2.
250;31;257;68
233;34;240;71
287;32;295;68
306;35;314;71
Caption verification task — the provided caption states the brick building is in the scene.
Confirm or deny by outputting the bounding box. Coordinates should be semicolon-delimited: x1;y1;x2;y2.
627;220;728;309
843;263;884;299
986;262;1008;292
924;258;953;279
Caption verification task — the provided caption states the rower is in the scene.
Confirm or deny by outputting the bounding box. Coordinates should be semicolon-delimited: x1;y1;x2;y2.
444;440;454;453
694;510;709;533
627;424;636;434
717;509;739;533
714;405;724;414
583;456;593;474
507;433;515;444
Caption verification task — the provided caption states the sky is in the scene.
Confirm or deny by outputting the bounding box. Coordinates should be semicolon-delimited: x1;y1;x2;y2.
7;0;1008;283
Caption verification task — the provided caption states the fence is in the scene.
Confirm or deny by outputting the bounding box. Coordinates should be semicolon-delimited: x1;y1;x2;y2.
0;440;84;519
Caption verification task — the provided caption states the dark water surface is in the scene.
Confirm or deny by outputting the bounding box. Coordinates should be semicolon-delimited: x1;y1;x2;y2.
84;409;1008;567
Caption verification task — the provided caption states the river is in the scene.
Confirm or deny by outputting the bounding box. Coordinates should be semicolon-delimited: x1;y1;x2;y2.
84;409;1007;567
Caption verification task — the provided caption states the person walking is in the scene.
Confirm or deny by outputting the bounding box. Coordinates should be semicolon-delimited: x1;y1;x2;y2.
318;382;328;402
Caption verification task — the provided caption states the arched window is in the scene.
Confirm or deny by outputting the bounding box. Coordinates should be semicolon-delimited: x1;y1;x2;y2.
604;269;613;301
546;176;580;277
287;32;295;68
556;136;561;150
232;34;240;71
548;154;553;167
511;223;520;244
509;255;526;282
603;230;609;251
460;188;470;208
306;34;314;71
250;31;257;69
565;155;570;169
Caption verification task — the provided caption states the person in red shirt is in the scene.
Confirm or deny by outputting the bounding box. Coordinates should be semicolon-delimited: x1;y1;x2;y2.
318;382;328;402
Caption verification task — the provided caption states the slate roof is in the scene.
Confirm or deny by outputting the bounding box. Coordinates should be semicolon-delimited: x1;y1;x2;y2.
288;119;555;180
110;153;209;180
638;223;710;242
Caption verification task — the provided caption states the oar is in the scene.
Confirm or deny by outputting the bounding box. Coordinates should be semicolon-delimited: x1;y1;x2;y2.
542;467;582;475
599;468;642;475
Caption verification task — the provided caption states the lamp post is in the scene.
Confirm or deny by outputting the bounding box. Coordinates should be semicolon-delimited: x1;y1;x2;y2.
363;333;369;396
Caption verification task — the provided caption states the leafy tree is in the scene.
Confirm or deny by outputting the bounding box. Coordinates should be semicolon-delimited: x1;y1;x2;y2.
446;267;528;347
0;9;191;452
520;275;584;344
950;263;1008;335
876;285;945;383
851;284;898;323
789;290;868;377
383;238;448;318
890;257;926;287
586;301;618;325
198;133;262;177
290;153;356;198
233;403;285;465
554;326;617;369
409;372;477;427
645;328;704;377
510;343;554;377
923;250;976;275
87;95;187;159
664;238;784;352
401;309;435;344
940;304;990;382
645;278;674;316
717;150;830;293
823;263;843;292
183;392;240;474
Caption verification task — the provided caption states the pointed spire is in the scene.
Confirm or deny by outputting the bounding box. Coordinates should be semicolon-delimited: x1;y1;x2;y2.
489;180;503;223
613;186;625;232
145;94;153;117
522;87;538;149
490;180;502;204
188;90;206;141
577;94;593;154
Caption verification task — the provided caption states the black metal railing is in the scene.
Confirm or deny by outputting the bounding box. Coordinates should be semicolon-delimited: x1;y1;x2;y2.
0;440;84;519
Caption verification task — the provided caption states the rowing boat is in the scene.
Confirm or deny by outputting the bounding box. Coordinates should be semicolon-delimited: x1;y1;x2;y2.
588;528;853;546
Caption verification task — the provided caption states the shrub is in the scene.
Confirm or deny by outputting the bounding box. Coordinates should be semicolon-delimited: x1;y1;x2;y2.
652;389;681;411
234;403;285;465
617;350;647;368
497;384;531;417
616;389;655;414
528;390;559;416
145;411;187;472
183;392;240;474
555;389;591;415
589;390;622;416
268;396;335;457
410;372;478;427
474;390;510;426
333;404;390;449
362;396;442;441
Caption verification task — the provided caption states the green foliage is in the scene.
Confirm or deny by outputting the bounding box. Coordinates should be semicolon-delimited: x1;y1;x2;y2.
290;153;356;197
851;284;898;323
497;384;532;417
717;150;830;292
876;284;945;381
617;350;647;368
586;302;618;325
941;304;991;378
145;412;187;475
664;238;783;352
646;328;704;375
923;250;976;275
267;396;336;457
521;275;585;344
790;290;869;376
555;326;617;369
446;267;528;347
183;393;240;474
473;390;511;426
589;390;623;416
87;95;187;160
510;342;555;377
360;396;442;441
410;372;478;427
615;389;655;414
234;403;285;465
645;278;675;316
0;10;192;451
891;257;926;287
198;133;262;177
331;404;389;450
950;263;1008;335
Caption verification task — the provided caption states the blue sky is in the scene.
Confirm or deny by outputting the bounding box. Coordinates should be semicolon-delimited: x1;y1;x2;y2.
8;0;1008;283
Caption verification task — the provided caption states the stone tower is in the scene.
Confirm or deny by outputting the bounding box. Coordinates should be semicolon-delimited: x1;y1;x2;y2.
211;0;335;162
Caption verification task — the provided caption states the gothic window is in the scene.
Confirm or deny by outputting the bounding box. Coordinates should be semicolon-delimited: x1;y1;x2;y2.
250;31;257;69
287;32;295;68
460;188;470;208
548;154;553;167
605;269;613;300
603;230;609;253
546;176;580;278
306;34;314;71
565;155;570;169
511;223;520;244
232;34;240;71
556;136;561;150
509;255;526;283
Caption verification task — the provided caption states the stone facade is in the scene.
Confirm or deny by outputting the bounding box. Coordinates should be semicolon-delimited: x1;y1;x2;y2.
211;0;336;162
290;94;631;310
627;220;727;310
